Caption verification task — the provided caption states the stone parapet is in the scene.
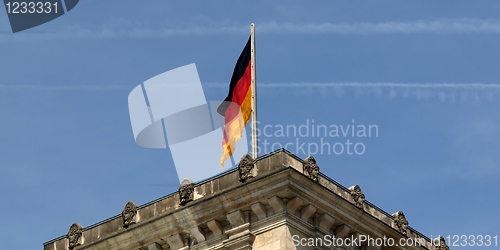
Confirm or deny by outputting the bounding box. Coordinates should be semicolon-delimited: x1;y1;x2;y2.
43;149;444;250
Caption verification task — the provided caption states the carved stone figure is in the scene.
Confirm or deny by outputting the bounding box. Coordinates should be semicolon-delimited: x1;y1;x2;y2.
238;154;255;182
179;178;194;205
302;156;319;181
122;201;138;229
67;222;83;249
393;211;409;235
188;234;197;247
349;185;365;208
435;236;450;250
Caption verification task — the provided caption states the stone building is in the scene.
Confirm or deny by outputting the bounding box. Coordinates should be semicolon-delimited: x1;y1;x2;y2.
43;149;450;250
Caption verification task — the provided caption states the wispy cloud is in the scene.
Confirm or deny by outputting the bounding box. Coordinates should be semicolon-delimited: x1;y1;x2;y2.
4;19;500;40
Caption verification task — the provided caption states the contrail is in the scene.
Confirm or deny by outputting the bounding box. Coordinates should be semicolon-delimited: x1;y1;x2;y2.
4;18;500;40
207;82;500;103
258;19;500;34
206;82;500;89
5;82;499;90
0;83;212;90
0;84;131;90
255;82;500;89
3;82;500;103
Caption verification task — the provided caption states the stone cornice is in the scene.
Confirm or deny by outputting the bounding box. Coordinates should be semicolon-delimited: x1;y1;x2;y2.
44;149;443;250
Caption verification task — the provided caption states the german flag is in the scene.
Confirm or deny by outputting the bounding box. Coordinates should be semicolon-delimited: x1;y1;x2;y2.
218;37;252;167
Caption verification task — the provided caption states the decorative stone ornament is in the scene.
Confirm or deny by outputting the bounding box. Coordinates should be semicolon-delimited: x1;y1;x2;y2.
434;236;450;250
392;211;409;235
122;201;138;229
187;233;198;247
302;156;319;182
348;185;365;208
238;154;255;182
179;178;194;205
67;222;83;249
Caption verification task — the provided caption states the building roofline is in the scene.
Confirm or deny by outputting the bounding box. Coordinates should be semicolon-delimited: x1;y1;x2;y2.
44;148;434;247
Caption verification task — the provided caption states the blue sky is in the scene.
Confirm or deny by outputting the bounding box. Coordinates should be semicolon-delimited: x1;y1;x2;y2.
1;1;499;249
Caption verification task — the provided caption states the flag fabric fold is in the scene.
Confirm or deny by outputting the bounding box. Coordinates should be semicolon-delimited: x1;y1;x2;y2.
218;37;252;167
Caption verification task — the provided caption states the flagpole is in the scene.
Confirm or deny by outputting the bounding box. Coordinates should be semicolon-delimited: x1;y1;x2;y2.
250;23;258;159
